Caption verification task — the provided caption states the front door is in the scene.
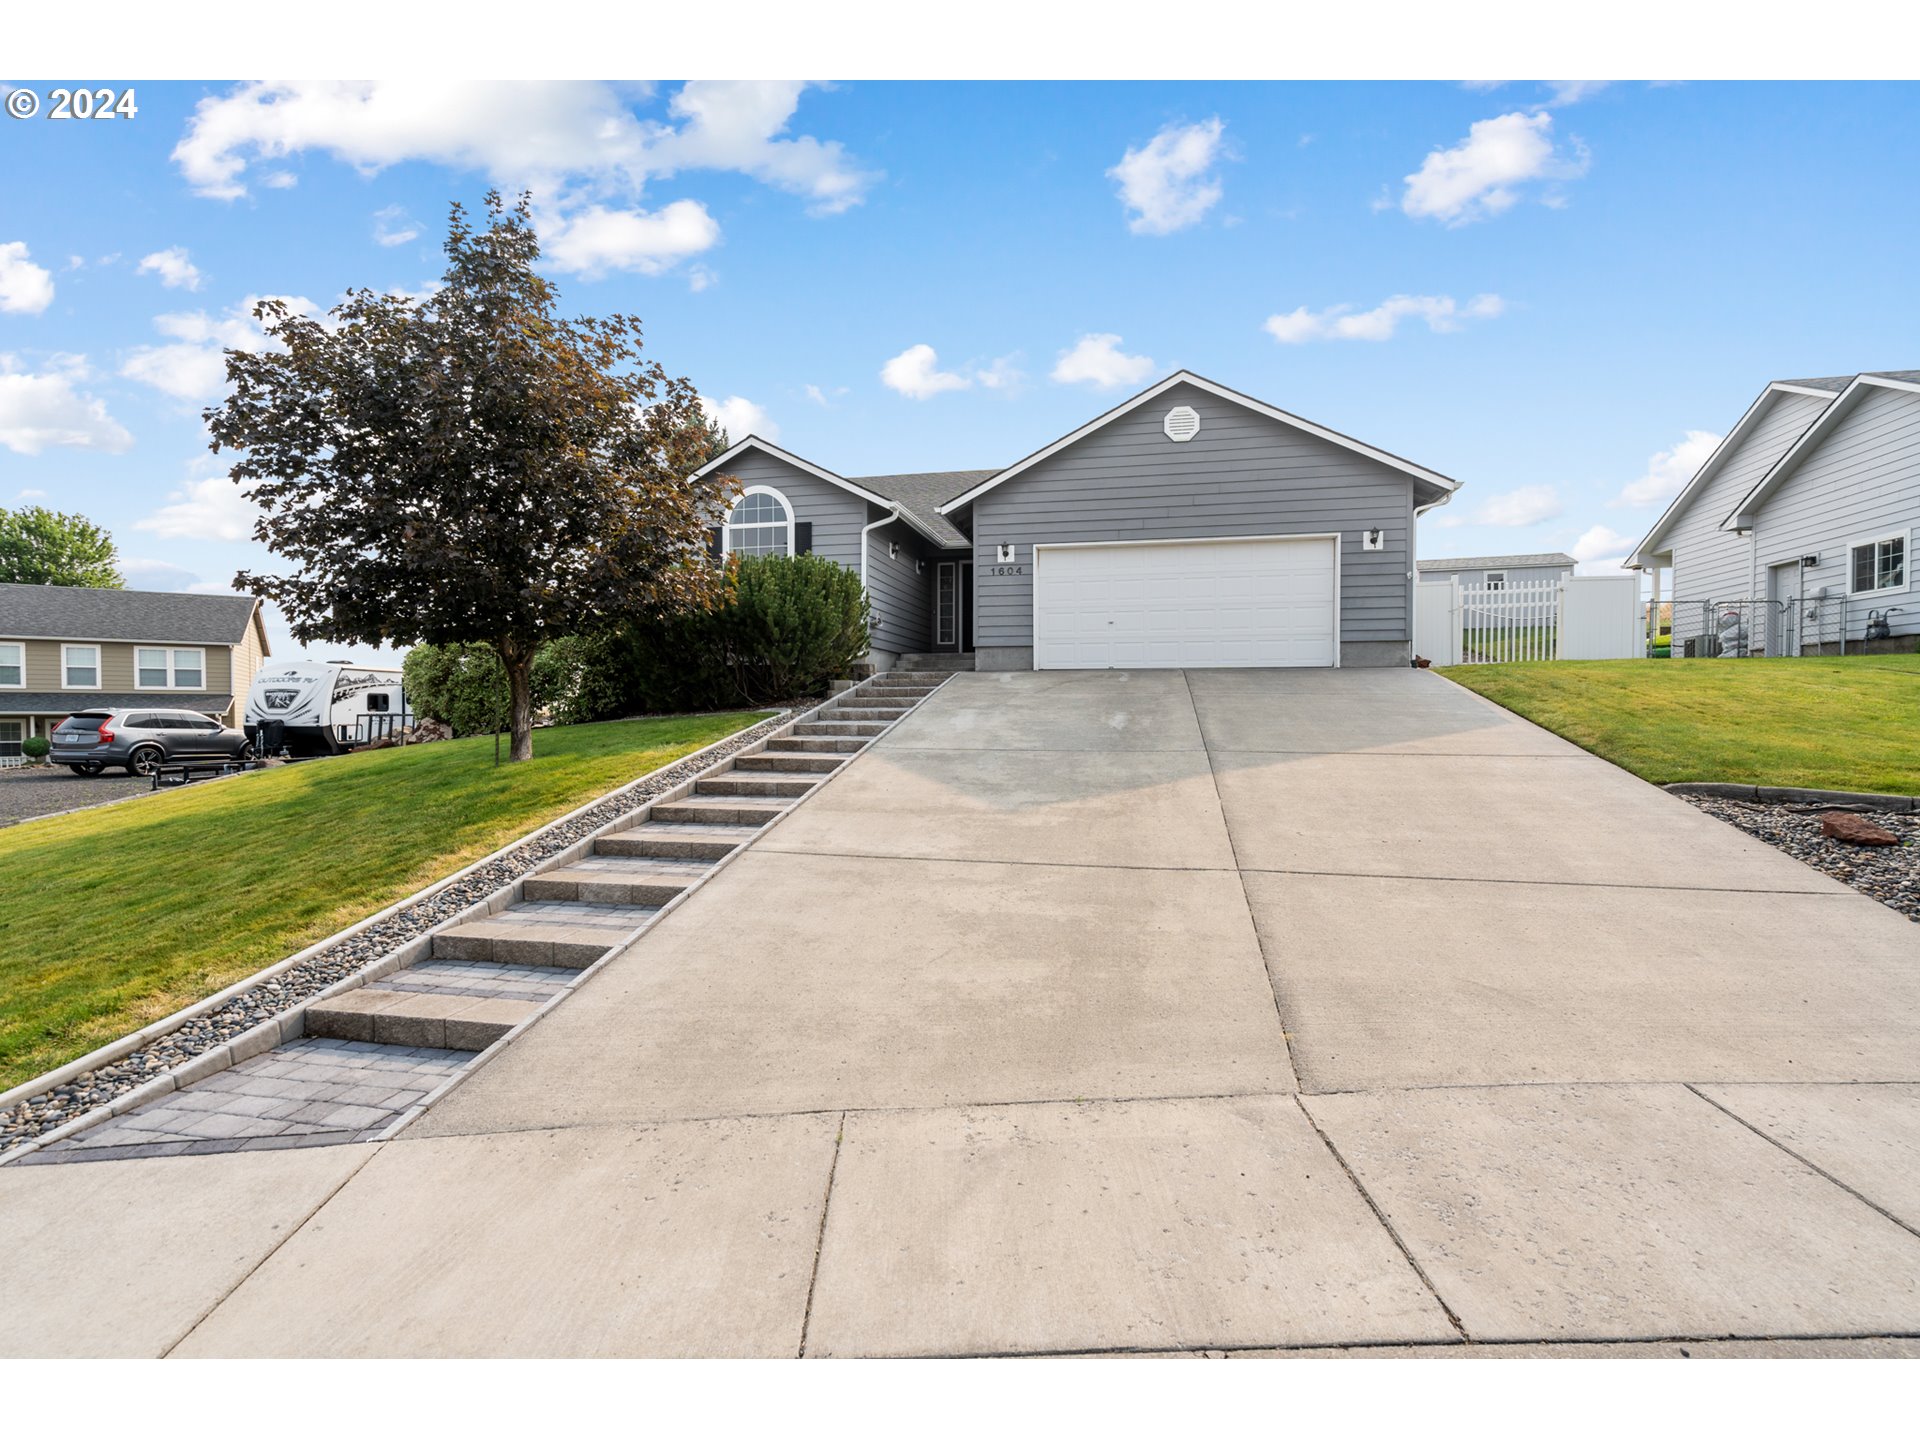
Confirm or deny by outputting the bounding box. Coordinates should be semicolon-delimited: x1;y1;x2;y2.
1766;561;1800;657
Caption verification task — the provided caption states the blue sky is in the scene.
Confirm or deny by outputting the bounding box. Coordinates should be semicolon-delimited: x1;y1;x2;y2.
3;79;1916;659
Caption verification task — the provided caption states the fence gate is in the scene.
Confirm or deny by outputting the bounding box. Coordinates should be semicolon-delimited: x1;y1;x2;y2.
1415;575;1643;665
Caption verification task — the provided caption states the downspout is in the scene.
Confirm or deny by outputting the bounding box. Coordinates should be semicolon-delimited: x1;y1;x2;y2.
859;507;903;656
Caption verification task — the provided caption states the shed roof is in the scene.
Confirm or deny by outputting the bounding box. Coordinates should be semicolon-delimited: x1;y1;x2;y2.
1417;552;1576;572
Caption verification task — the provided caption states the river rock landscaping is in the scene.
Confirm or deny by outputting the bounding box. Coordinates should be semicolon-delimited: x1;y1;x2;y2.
1681;794;1920;923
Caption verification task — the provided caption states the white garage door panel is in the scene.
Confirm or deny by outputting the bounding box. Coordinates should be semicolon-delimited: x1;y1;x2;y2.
1034;536;1337;669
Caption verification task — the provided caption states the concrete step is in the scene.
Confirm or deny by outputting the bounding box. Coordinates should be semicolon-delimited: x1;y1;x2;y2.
827;708;909;723
650;796;788;827
794;721;890;737
596;823;758;860
697;774;818;798
865;682;937;693
523;855;703;906
431;900;655;967
376;958;576;1005
307;987;541;1051
732;751;846;773
780;736;870;754
895;655;974;672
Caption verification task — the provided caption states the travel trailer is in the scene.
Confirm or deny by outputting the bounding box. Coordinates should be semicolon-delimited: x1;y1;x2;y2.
243;660;412;756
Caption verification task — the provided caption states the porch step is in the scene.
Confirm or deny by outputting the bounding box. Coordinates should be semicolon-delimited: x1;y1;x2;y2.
523;854;707;906
732;751;846;773
827;708;909;723
696;774;819;799
779;736;870;754
306;988;542;1051
863;685;937;697
595;823;759;860
793;721;889;738
431;900;655;967
895;655;975;673
649;796;789;827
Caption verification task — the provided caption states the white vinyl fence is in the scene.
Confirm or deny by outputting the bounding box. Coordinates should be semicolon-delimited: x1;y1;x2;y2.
1414;575;1642;665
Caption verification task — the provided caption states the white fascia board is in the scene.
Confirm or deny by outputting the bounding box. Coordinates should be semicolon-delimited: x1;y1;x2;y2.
1719;374;1920;532
935;370;1460;516
690;436;892;509
1625;382;1822;568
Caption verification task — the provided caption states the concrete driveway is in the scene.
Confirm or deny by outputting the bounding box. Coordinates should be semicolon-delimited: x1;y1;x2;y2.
8;668;1920;1357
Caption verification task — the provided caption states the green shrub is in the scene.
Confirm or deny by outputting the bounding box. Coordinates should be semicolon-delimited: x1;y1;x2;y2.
21;735;49;761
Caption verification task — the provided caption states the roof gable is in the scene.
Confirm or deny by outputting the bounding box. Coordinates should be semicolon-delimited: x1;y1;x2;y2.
1626;381;1833;567
1722;372;1920;530
691;436;893;509
936;370;1459;515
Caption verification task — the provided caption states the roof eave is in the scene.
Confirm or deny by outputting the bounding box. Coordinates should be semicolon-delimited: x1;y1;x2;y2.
934;369;1460;516
690;435;892;509
1717;373;1920;531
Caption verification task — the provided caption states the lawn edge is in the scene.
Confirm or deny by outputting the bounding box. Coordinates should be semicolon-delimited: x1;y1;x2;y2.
0;709;778;1126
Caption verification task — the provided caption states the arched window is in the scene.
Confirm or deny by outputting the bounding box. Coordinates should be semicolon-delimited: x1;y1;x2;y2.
725;487;794;557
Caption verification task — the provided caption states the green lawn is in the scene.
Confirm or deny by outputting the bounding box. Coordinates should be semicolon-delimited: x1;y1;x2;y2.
1440;655;1920;795
0;711;767;1091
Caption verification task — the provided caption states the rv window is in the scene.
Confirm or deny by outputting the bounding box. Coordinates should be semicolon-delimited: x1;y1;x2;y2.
366;692;390;712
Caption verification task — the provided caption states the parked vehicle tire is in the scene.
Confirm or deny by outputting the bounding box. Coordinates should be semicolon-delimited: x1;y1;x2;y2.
67;764;95;775
126;746;164;777
236;740;256;762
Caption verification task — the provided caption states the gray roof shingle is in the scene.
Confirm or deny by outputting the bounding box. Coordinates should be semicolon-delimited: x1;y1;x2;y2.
846;470;996;550
0;583;259;644
1417;552;1577;572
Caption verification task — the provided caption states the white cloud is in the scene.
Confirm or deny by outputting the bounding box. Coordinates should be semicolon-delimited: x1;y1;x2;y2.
0;241;55;314
881;344;972;401
1108;118;1227;235
686;263;716;292
539;200;721;278
975;355;1024;391
1401;111;1588;225
1471;485;1564;527
804;383;847;407
120;557;205;591
1265;293;1504;344
1615;429;1722;507
134;473;261;542
1571;523;1638;573
372;206;419;247
136;247;203;291
0;354;132;454
262;170;299;189
698;393;777;444
1545;81;1612;105
15;487;48;499
1049;333;1156;389
120;296;319;404
169;81;875;280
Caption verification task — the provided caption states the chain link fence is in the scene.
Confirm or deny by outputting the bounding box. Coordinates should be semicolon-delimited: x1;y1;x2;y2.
1652;598;1849;659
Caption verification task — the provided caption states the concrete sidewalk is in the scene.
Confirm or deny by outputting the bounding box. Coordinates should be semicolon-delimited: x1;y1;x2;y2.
7;668;1919;1357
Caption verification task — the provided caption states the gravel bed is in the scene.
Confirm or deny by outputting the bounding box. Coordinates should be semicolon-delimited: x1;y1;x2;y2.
1681;795;1920;923
0;768;155;826
0;707;798;1154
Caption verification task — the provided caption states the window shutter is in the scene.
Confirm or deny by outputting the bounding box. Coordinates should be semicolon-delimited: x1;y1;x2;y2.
794;521;813;555
707;526;724;560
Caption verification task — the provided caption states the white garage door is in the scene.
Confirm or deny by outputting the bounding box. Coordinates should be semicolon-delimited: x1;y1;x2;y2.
1033;535;1338;669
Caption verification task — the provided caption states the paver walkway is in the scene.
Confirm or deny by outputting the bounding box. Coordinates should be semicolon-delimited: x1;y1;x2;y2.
5;668;1919;1357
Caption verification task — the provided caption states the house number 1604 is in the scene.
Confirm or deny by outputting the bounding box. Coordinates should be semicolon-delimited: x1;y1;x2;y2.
987;564;1025;577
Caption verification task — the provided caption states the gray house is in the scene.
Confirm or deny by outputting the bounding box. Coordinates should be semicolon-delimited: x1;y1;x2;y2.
691;371;1460;670
1627;370;1920;654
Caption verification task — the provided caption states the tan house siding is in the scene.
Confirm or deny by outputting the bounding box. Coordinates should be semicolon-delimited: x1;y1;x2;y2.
1;632;257;722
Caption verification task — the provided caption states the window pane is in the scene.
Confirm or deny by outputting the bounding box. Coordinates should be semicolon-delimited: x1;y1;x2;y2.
172;651;203;688
1854;544;1876;592
66;649;98;687
1881;538;1905;590
729;492;788;526
729;523;787;557
0;643;19;687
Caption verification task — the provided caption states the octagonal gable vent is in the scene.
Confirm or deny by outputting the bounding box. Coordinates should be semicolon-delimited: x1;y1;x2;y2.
1163;405;1200;443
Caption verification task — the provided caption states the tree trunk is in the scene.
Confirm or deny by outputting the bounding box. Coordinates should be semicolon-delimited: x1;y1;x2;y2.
502;644;535;762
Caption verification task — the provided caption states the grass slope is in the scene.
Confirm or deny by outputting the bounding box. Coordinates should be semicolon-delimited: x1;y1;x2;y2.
0;711;767;1091
1441;655;1920;794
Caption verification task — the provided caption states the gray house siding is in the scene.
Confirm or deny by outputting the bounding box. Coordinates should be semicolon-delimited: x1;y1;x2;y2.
1668;392;1826;605
862;510;935;656
1750;383;1920;644
714;450;870;574
967;382;1417;668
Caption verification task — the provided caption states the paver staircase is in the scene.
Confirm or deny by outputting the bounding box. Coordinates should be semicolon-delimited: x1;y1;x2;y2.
302;672;951;1056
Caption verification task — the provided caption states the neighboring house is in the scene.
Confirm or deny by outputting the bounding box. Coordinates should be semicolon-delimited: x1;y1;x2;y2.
692;370;1459;671
1626;370;1920;654
1415;552;1576;590
0;583;271;763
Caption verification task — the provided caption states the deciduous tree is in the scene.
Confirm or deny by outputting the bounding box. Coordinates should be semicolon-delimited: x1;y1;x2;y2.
0;506;124;587
208;192;733;760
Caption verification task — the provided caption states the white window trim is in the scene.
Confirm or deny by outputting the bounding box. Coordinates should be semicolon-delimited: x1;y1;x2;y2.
1484;570;1508;590
723;484;795;558
135;645;209;691
1847;532;1909;598
62;644;101;691
0;641;23;690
